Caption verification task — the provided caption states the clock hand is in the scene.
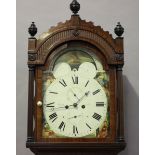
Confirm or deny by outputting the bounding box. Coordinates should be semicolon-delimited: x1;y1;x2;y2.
46;91;90;111
74;91;90;106
46;105;75;111
69;88;80;101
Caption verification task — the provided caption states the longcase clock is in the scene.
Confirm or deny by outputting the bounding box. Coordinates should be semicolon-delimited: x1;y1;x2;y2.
26;1;126;155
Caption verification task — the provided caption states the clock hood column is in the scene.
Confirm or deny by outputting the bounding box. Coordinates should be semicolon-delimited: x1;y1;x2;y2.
116;65;125;142
27;22;38;142
27;65;35;142
114;22;125;142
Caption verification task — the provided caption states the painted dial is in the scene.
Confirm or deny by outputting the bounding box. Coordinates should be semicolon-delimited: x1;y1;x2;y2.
43;73;108;138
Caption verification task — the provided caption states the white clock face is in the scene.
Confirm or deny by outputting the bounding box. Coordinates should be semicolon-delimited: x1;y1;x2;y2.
43;66;108;138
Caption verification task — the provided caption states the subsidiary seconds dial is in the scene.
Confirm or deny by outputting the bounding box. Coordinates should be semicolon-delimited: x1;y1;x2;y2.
43;74;108;138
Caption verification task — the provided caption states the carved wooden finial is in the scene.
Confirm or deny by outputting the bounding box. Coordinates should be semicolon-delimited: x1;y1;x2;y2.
28;22;37;37
114;22;124;37
70;0;80;15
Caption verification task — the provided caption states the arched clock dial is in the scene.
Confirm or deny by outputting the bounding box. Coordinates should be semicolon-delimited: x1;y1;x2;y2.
43;70;108;138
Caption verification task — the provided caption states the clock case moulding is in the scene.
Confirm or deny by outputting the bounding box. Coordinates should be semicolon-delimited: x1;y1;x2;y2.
26;13;126;155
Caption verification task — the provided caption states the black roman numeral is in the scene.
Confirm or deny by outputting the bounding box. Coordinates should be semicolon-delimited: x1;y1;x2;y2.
73;125;78;135
49;92;58;94
46;102;55;107
92;113;101;121
96;128;100;137
59;79;67;87
72;76;78;84
93;89;101;95
49;113;58;122
96;102;104;107
58;121;65;131
85;80;89;87
86;123;91;130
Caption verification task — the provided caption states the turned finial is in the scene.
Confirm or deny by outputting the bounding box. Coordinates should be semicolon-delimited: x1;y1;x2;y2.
28;22;37;37
114;22;124;37
70;0;80;15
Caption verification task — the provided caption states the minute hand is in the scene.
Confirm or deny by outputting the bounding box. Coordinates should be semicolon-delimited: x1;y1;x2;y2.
74;91;90;106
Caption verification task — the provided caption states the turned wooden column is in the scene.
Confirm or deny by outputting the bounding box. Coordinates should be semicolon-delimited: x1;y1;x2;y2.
27;22;37;142
27;65;35;142
116;65;125;142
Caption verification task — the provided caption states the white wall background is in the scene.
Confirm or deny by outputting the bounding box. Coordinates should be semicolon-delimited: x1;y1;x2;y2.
16;0;139;155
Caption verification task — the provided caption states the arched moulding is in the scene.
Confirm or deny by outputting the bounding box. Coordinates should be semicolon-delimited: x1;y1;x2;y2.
32;15;124;65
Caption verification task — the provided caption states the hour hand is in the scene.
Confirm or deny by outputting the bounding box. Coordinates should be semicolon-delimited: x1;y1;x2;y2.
77;91;90;104
70;91;90;108
70;88;80;101
85;91;90;96
45;105;72;111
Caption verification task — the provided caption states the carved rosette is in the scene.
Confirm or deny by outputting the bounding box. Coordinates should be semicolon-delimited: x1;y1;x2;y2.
115;54;124;62
72;29;80;37
28;53;37;61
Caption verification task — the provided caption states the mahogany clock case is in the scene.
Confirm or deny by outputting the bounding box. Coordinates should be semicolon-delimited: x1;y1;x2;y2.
26;1;126;154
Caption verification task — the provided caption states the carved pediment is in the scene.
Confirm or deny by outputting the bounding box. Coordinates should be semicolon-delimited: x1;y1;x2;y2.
28;15;124;65
37;15;115;49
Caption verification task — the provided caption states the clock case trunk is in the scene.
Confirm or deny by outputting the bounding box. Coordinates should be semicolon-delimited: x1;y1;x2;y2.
26;15;126;155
